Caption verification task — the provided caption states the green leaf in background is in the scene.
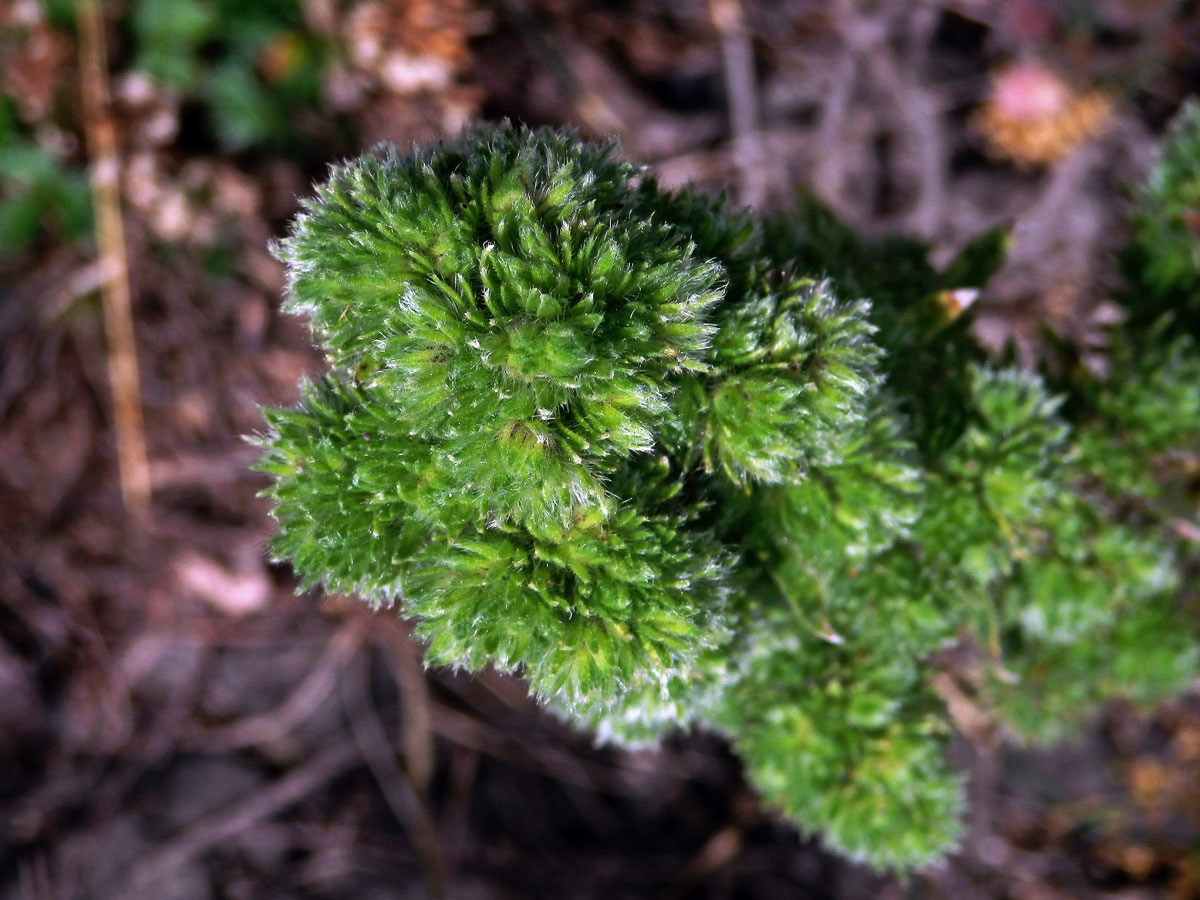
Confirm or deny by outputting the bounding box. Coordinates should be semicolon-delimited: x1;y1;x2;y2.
0;136;92;256
206;61;283;151
130;0;216;89
127;0;323;151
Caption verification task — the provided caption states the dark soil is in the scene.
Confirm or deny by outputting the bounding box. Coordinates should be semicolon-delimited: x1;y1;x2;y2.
3;2;1200;898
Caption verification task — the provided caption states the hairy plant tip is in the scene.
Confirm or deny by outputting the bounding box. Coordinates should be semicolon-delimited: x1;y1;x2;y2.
404;493;735;715
253;376;427;602
704;278;884;483
259;123;736;719
275;122;724;533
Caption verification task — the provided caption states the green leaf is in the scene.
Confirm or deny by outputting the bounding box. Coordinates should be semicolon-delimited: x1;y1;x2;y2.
206;62;281;151
131;0;216;88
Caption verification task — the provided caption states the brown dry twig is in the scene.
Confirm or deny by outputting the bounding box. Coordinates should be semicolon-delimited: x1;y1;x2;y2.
192;616;369;751
376;623;436;794
342;653;447;899
831;0;948;236
709;0;766;208
16;850;54;900
116;738;361;899
76;0;151;519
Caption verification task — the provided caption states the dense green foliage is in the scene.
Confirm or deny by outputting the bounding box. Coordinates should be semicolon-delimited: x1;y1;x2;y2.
1;0;329;260
128;0;327;151
0;99;90;256
1127;100;1200;336
256;121;1200;871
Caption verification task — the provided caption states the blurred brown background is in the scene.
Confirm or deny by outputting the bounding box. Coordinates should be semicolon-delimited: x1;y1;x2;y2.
2;1;1200;897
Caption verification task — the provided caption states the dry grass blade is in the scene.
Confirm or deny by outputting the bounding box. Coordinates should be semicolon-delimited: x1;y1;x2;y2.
76;0;151;520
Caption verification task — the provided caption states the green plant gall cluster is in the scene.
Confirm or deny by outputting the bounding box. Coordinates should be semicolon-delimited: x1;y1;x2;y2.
256;121;1200;871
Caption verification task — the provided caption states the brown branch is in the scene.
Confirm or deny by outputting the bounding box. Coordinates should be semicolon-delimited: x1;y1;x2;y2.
17;851;54;900
378;625;436;794
76;0;151;520
342;654;447;898
810;49;859;221
832;0;948;236
116;738;360;898
192;617;368;751
709;0;766;208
